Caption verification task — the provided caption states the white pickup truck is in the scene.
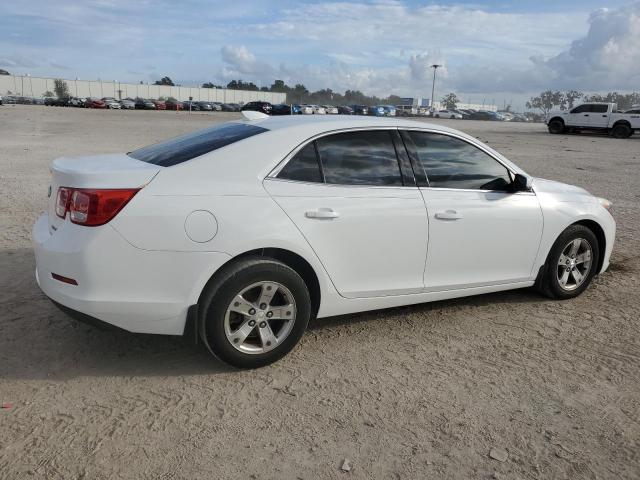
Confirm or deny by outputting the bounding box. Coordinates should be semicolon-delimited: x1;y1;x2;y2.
546;102;640;138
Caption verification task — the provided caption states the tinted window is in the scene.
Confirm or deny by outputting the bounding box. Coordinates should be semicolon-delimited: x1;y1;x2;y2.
591;104;608;113
626;109;640;114
405;132;511;190
571;104;590;113
278;143;322;183
129;123;268;167
316;131;402;186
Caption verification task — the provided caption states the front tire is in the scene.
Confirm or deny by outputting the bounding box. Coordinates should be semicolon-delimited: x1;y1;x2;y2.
538;225;600;299
199;258;311;369
548;119;565;134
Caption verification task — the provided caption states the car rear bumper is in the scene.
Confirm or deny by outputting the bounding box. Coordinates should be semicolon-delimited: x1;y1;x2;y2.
33;214;231;335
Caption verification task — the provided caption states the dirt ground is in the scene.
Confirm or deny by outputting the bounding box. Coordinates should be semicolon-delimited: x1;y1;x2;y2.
1;105;639;479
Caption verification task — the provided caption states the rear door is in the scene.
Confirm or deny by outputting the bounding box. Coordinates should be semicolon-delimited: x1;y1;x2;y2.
264;129;429;298
400;130;543;290
589;104;611;128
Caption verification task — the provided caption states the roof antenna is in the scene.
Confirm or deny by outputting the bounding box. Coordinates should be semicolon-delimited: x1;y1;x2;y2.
242;110;269;121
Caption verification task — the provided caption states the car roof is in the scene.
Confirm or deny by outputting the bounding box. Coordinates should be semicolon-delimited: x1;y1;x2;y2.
239;114;465;138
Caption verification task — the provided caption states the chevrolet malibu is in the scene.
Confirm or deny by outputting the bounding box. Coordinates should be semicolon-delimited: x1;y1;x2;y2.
33;113;615;368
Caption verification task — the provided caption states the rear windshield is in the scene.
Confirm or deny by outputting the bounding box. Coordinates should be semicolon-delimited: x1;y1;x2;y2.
128;122;268;167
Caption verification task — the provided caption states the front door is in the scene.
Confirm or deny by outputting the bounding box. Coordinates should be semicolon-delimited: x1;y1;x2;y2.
400;130;543;290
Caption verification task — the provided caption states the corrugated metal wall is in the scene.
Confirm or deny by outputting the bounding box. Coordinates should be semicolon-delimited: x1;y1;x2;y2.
0;75;287;104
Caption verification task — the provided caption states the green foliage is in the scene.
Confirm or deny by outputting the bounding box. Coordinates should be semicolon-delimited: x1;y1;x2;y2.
441;92;460;109
201;82;222;88
527;90;639;113
0;69;10;75
154;76;174;86
53;79;70;99
43;90;54;97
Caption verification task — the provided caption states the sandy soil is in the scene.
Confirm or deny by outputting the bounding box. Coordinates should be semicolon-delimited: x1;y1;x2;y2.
1;105;639;479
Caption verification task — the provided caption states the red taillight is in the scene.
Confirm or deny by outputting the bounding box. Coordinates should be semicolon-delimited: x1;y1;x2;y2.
55;187;139;226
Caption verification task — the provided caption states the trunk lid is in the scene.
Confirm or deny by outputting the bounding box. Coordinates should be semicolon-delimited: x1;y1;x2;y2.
48;153;161;232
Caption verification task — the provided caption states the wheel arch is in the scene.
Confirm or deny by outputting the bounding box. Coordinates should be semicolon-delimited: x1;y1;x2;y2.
612;119;631;128
196;247;322;318
571;219;606;274
548;116;564;125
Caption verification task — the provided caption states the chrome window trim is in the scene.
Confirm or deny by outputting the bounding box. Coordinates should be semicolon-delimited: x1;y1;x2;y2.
267;125;534;194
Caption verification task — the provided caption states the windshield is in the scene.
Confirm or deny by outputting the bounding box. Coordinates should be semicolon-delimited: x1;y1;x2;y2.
128;122;268;167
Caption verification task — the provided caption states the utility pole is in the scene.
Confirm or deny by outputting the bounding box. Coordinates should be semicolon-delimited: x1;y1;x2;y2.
430;64;442;111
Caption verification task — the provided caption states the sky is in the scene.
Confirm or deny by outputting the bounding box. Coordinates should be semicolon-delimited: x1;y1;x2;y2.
1;0;639;108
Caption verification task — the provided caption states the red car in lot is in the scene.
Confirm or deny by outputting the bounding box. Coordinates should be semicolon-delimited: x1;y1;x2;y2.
165;99;184;111
152;100;166;110
84;98;106;109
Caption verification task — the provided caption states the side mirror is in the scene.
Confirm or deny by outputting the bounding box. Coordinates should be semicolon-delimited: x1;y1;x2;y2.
512;173;532;192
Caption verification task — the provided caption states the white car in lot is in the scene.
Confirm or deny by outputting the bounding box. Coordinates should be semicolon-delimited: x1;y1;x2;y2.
435;109;463;119
33;113;615;368
546;102;639;138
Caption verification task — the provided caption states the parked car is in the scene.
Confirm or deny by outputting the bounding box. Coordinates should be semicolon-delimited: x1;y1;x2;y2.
120;99;136;109
102;98;121;109
350;105;368;115
323;105;339;114
45;97;67;106
468;110;502;121
197;102;213;111
152;100;166;110
2;95;17;104
546;102;640;138
34;114;616;368
210;102;223;112
227;103;242;112
624;108;640;114
241;101;272;115
369;105;386;116
380;105;396;117
295;104;314;115
0;95;3;105
309;105;326;114
84;98;107;109
32;97;45;105
395;105;417;117
435;109;463;119
271;104;292;115
219;103;234;112
337;105;354;115
165;99;184;111
135;98;156;110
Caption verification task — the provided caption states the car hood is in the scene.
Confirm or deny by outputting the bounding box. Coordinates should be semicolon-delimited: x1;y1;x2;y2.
532;177;597;203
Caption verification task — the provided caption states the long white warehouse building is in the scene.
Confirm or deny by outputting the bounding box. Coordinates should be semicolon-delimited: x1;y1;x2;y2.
0;75;287;104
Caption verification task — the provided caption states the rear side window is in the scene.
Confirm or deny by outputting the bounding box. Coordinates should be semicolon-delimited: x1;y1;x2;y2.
405;131;511;190
278;143;322;183
315;130;403;186
128;122;268;167
591;104;608;113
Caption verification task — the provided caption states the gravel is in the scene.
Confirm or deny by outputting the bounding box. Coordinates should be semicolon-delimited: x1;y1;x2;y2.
1;105;639;479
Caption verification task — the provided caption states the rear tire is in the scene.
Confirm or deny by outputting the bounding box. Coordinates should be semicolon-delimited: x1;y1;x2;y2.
199;257;311;369
610;123;632;139
538;225;600;300
548;119;565;134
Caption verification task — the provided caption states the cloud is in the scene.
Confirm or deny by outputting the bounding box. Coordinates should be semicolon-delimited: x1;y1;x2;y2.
220;45;275;78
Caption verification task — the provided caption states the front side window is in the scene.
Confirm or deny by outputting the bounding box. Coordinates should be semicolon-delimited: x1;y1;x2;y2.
571;104;590;113
315;130;403;186
404;131;512;190
278;143;322;183
128;123;268;167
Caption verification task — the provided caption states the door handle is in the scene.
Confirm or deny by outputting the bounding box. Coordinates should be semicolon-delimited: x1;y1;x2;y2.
435;210;462;220
584;114;589;116
305;208;340;220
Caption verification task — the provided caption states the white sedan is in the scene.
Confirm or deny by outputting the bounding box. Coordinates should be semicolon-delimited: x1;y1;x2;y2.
33;113;615;368
436;109;462;119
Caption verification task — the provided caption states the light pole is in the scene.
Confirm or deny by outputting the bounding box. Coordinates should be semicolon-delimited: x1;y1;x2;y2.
430;64;442;111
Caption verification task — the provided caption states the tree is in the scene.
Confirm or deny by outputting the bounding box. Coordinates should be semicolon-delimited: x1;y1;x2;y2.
53;79;70;99
563;90;583;109
202;82;222;88
441;92;459;109
526;90;562;116
270;79;289;93
154;76;175;86
0;69;9;75
43;90;54;98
